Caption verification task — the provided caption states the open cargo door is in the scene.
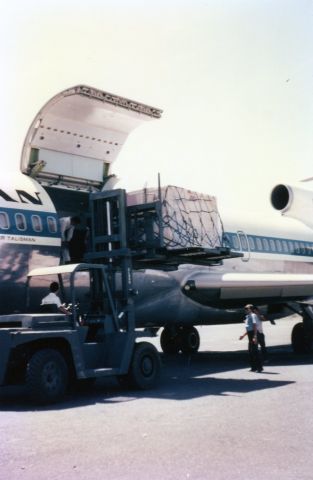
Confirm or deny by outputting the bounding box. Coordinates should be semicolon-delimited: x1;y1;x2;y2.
21;85;162;190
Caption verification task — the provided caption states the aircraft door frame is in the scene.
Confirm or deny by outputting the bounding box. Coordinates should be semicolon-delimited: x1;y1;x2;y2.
236;230;250;262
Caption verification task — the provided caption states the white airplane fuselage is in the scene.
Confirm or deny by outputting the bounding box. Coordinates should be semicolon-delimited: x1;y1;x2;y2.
1;170;313;329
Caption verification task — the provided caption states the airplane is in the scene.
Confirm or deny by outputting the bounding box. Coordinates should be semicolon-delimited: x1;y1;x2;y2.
1;84;313;356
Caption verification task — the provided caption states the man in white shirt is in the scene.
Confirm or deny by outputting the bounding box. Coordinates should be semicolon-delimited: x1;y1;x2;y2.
239;304;263;372
41;282;69;315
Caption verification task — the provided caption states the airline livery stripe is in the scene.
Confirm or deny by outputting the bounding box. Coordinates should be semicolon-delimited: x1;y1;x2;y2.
224;231;313;257
0;207;59;238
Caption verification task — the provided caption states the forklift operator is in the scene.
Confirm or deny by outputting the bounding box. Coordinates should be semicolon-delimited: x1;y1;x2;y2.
41;282;70;315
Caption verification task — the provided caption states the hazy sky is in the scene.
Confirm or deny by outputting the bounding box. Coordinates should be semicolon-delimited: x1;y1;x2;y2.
1;0;312;214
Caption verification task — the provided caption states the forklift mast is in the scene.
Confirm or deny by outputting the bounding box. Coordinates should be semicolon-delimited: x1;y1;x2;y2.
86;189;134;305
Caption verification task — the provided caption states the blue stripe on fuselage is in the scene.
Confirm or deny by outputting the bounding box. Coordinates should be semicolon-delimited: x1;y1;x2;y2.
223;231;313;257
0;207;60;238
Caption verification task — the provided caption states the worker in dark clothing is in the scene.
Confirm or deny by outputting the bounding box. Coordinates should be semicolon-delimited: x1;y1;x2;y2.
68;216;89;263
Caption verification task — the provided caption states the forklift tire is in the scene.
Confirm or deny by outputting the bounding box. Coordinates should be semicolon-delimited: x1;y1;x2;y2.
180;326;200;354
26;348;69;404
128;342;161;390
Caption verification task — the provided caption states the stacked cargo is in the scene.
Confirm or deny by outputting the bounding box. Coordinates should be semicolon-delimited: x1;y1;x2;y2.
127;185;224;250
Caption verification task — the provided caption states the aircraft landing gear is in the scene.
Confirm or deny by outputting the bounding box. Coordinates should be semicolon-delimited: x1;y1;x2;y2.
160;326;200;354
292;322;313;353
290;305;313;354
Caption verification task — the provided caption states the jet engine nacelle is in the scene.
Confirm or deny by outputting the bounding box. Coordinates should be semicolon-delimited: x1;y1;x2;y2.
270;183;313;230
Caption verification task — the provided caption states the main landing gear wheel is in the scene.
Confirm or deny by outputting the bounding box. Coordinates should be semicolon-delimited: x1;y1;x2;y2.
118;342;161;390
180;326;200;354
291;323;313;354
160;326;200;354
26;348;69;404
160;327;182;354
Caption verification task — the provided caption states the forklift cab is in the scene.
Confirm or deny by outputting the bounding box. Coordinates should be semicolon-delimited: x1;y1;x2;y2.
27;263;126;339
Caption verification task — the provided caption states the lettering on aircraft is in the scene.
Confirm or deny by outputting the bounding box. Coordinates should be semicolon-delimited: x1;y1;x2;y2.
6;235;36;243
0;190;42;205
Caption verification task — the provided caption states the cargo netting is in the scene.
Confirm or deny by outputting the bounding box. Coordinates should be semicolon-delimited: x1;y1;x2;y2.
127;185;224;250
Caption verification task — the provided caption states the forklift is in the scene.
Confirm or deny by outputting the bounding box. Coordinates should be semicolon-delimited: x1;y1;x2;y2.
0;190;161;404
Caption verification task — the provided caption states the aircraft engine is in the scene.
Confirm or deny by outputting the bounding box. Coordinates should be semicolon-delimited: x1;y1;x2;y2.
270;183;313;230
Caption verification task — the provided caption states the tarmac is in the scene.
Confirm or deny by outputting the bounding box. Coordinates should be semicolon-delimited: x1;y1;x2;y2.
1;315;312;480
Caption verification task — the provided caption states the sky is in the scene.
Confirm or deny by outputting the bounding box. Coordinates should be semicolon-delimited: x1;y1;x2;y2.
1;0;313;216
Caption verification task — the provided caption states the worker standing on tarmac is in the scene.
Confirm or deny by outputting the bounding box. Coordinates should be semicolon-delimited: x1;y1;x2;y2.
239;304;263;372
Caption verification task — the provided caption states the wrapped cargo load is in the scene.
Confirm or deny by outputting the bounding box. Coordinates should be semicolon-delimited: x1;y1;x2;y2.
127;185;224;250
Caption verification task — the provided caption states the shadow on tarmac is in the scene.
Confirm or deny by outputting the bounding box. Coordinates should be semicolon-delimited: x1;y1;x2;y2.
0;344;311;412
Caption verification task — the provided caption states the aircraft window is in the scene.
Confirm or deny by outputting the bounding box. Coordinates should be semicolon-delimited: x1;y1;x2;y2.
282;240;289;253
15;213;26;231
47;216;57;233
256;238;263;251
307;244;313;256
288;241;294;253
0;212;9;229
269;239;276;252
262;238;269;251
248;236;255;250
222;234;231;248
275;239;282;252
239;234;248;250
232;235;240;250
294;242;300;254
31;215;42;232
300;242;306;255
